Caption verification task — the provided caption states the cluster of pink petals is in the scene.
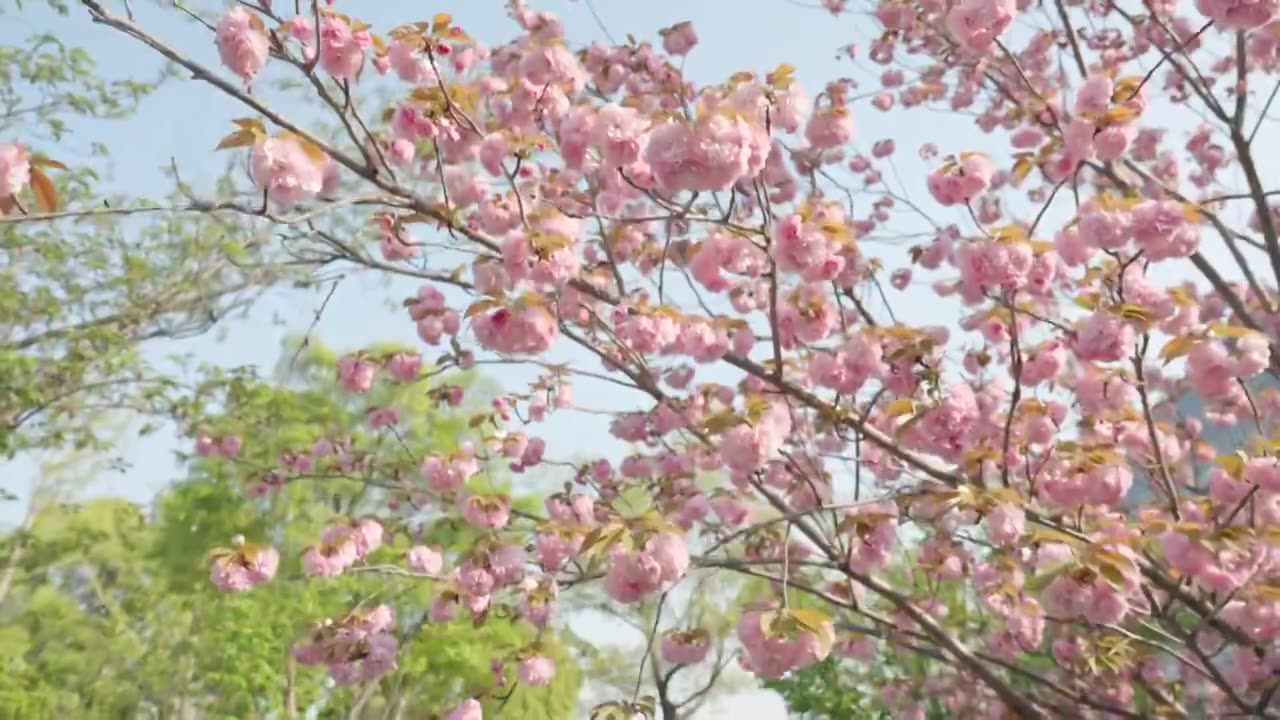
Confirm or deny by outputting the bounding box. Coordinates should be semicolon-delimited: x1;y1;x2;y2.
215;8;269;82
720;401;793;473
446;698;483;720
421;446;480;493
1042;568;1132;625
250;135;327;207
926;154;994;206
517;655;557;686
293;605;399;685
772;204;851;282
406;545;444;575
472;302;559;355
1196;0;1279;28
385;352;423;382
375;214;419;262
337;354;378;392
946;0;1016;53
459;491;512;529
603;532;691;603
0;144;30;198
644;113;769;193
737;608;835;678
845;502;900;573
660;629;712;665
209;539;279;592
804;106;855;150
194;433;242;459
408;285;463;345
318;15;372;79
302;517;384;576
658;21;698;56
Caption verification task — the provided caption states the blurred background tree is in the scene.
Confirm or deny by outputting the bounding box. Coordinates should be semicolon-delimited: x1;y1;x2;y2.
0;338;581;719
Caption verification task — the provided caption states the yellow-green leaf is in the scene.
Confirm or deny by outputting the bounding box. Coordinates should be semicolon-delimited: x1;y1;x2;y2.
1159;335;1196;365
1073;293;1100;310
1098;562;1126;587
1113;303;1153;323
1102;104;1140;124
1216;451;1247;479
884;398;916;418
788;608;833;636
991;224;1029;243
1209;322;1258;339
1012;156;1036;184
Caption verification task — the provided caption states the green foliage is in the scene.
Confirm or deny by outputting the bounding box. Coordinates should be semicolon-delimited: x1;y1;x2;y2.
0;0;289;468
763;656;869;720
0;340;580;718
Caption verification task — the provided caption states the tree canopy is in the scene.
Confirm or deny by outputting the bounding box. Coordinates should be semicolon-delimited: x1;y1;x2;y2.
9;0;1280;717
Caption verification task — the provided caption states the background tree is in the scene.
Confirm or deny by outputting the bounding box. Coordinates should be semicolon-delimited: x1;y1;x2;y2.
0;0;281;464
0;339;581;719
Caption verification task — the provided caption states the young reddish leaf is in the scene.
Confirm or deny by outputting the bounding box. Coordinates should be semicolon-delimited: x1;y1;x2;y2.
31;156;67;170
29;167;58;212
232;117;265;132
216;129;260;150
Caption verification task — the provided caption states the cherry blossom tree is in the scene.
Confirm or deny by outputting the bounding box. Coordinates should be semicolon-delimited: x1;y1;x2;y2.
10;0;1280;715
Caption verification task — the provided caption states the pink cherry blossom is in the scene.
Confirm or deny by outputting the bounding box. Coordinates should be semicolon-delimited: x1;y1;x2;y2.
659;21;698;56
1073;311;1135;363
337;355;377;392
318;15;371;80
210;541;279;592
738;609;835;678
804;107;855;150
946;0;1016;53
645;532;691;587
603;548;664;603
0;144;31;199
985;503;1025;547
645;114;768;192
517;655;556;686
661;629;712;665
472;304;558;355
460;493;511;529
215;8;269;82
446;699;483;720
1196;0;1279;28
250;136;326;207
406;545;443;574
927;154;994;205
